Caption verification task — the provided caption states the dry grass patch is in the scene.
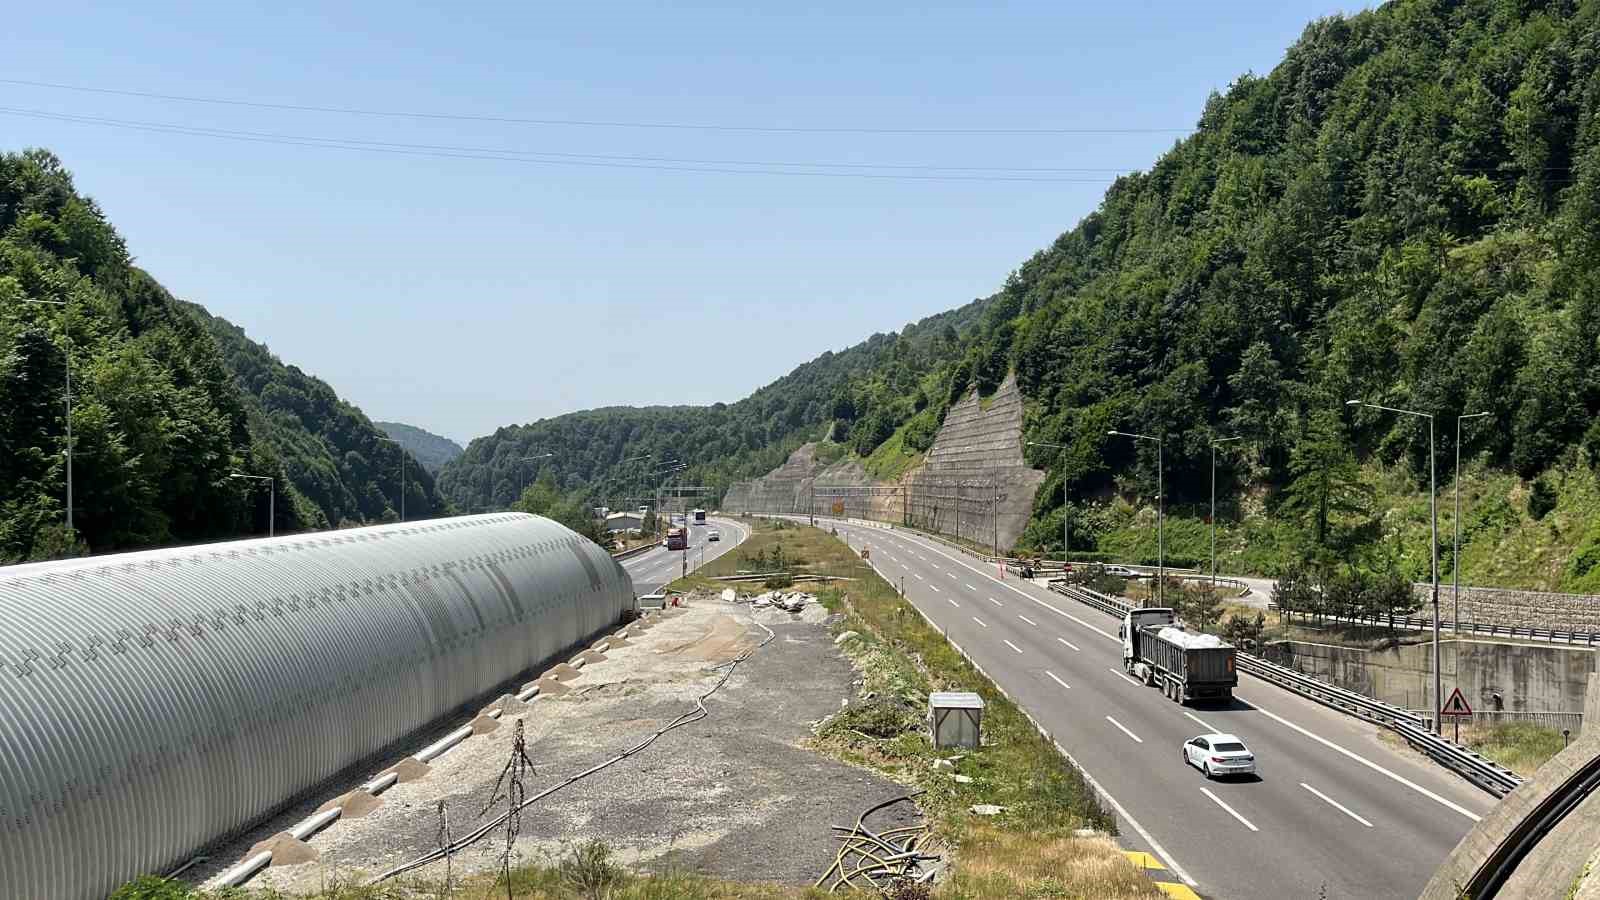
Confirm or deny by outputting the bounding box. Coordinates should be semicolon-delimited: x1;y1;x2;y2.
937;825;1162;900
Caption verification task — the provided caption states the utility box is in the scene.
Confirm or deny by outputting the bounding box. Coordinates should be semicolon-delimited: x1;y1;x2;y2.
928;691;985;749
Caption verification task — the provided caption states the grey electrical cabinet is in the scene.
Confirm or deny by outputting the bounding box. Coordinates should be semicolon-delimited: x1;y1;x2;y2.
929;691;985;749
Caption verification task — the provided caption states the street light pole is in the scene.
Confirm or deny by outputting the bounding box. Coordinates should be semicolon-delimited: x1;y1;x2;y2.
1027;440;1072;562
1210;437;1242;592
22;298;73;532
1455;412;1490;633
230;473;275;537
518;452;554;506
376;437;409;521
1349;399;1442;735
1108;430;1165;605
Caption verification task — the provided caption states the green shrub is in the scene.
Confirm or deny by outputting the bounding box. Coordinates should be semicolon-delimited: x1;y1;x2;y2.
109;877;191;900
1530;478;1557;520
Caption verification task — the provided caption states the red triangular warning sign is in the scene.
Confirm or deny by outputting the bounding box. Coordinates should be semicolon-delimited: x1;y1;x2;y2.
1440;687;1473;717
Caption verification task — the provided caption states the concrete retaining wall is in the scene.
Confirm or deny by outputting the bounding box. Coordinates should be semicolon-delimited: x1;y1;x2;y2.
1265;638;1595;716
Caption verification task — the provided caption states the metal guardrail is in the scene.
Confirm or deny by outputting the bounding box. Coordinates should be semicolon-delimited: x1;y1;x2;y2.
1268;604;1600;646
1464;752;1600;898
611;543;659;561
1044;579;1525;798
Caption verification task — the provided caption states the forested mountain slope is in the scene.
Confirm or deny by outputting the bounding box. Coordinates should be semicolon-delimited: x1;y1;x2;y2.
0;150;271;558
185;303;448;528
447;0;1600;591
437;297;990;511
376;421;463;474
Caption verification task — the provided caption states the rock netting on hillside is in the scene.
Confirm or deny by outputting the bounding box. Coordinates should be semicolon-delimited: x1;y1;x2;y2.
905;374;1044;551
723;375;1044;552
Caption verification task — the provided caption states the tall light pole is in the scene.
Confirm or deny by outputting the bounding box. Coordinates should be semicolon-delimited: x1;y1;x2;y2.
1349;399;1441;735
1210;437;1242;591
1028;440;1073;562
1108;430;1164;605
1455;412;1491;633
22;298;72;532
518;452;554;505
376;436;409;522
230;473;275;537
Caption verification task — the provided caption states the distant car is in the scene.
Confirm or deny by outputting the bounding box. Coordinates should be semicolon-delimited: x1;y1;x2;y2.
708;529;721;541
1182;733;1255;779
1104;565;1136;577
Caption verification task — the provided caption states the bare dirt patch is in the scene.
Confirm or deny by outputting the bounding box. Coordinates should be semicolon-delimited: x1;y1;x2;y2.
191;596;915;893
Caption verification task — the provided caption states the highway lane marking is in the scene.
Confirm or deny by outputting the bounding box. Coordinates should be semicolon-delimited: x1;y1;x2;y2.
838;526;1205;887
929;584;940;592
946;597;960;608
890;535;1122;640
1239;699;1482;822
1105;715;1144;743
1003;639;1024;654
1182;711;1218;733
988;597;1003;607
1017;614;1037;627
1300;783;1374;828
1057;637;1081;651
947;571;959;579
1109;667;1143;686
1199;788;1259;832
1046;671;1071;690
913;573;925;580
972;616;988;628
965;583;978;591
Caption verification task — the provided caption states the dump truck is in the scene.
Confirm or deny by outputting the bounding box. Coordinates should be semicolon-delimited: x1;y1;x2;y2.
1120;607;1237;704
666;526;688;550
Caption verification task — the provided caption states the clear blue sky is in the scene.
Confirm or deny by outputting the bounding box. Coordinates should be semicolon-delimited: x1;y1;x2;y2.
5;1;1365;444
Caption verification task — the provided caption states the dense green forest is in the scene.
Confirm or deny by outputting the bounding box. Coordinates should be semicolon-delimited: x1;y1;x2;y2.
184;303;448;529
436;297;990;512
0;149;445;560
376;421;463;474
0;150;269;558
443;0;1600;590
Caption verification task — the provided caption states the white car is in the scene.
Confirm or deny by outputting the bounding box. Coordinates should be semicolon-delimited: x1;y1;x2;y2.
708;529;721;541
1182;733;1256;779
1103;565;1136;577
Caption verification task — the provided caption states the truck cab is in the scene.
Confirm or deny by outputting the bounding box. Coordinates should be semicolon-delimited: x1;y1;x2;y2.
1120;607;1176;672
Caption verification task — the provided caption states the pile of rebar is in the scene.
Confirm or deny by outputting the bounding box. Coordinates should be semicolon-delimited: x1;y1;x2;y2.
814;793;942;894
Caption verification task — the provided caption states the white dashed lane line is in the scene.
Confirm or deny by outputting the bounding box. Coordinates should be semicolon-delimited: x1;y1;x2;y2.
1105;715;1143;743
1057;637;1081;651
972;616;988;628
1201;788;1259;832
1300;783;1374;828
1017;615;1037;627
1046;671;1071;690
1003;639;1023;654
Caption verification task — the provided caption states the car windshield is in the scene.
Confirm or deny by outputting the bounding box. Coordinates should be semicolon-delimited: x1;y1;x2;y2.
1213;742;1247;752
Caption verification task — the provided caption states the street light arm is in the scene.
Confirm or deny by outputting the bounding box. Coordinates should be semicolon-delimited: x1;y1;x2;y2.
1347;400;1432;420
1107;429;1160;444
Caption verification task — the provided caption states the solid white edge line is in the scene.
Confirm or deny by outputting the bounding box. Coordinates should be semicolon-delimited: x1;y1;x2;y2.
1200;787;1259;832
847;525;1201;891
1018;614;1038;627
1183;711;1218;733
1052;740;1199;887
1057;636;1081;651
1300;782;1374;828
1105;715;1143;743
1046;670;1071;690
1241;699;1482;822
1003;639;1023;654
972;616;988;628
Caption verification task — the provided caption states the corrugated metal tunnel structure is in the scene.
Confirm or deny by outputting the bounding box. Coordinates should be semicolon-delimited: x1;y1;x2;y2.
0;513;635;899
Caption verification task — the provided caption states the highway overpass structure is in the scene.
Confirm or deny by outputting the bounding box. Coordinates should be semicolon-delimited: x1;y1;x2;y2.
820;517;1497;900
0;513;634;900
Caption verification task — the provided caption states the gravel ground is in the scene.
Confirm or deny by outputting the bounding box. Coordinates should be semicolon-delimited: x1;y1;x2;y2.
194;594;918;892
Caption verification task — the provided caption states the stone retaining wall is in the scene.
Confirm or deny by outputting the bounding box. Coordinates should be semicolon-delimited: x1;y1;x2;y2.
1415;583;1600;633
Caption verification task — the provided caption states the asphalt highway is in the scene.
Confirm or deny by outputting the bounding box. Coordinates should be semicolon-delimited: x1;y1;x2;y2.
619;516;750;594
824;519;1494;900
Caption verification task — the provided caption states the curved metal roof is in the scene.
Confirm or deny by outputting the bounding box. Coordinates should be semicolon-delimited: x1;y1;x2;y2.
0;513;633;899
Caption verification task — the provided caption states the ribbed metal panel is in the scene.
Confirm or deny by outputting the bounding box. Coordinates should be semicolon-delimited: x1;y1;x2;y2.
0;513;633;899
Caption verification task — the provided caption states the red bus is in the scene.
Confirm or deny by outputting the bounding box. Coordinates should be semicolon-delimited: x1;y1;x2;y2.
666;526;688;550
